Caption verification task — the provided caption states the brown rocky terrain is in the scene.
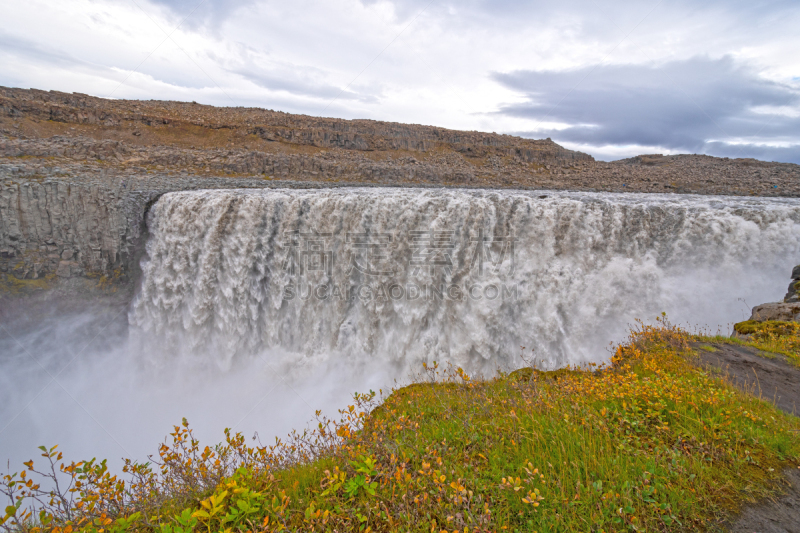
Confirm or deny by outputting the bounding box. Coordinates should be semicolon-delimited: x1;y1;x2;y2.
2;86;799;195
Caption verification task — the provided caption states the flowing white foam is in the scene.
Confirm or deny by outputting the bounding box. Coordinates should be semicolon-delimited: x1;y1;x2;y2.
130;188;800;374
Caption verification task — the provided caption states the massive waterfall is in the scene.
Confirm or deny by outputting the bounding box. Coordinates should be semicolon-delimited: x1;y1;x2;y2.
130;188;800;374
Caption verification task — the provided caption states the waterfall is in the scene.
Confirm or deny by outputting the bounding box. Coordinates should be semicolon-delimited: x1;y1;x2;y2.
129;188;800;374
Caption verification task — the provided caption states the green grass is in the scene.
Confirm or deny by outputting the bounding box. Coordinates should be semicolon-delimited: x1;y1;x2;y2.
697;344;719;352
3;318;799;533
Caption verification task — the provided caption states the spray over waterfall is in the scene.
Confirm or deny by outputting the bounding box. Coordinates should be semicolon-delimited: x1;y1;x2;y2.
129;188;800;373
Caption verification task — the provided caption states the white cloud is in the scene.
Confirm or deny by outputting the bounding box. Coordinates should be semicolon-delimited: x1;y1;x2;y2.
0;0;798;161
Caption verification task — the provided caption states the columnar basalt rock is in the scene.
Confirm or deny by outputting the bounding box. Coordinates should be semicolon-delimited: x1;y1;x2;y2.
784;265;800;303
0;177;144;286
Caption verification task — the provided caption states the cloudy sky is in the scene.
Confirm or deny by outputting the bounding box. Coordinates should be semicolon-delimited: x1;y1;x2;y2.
1;0;799;162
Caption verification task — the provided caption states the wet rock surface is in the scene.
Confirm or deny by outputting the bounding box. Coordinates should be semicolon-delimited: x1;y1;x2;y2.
697;342;800;416
749;303;800;322
728;468;800;533
696;343;800;532
785;265;800;303
737;265;800;324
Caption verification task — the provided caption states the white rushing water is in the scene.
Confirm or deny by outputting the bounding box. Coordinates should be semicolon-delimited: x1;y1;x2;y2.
130;188;800;375
4;187;800;474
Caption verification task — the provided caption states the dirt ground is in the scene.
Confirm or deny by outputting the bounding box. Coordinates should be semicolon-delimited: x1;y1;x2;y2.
727;467;800;533
697;343;800;416
696;342;800;532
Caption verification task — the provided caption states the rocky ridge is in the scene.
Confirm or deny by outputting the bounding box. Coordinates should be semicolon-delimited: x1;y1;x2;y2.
2;87;799;194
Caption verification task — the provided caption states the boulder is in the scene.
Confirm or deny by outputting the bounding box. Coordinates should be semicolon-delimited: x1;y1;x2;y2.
749;302;800;322
55;260;72;278
785;279;800;302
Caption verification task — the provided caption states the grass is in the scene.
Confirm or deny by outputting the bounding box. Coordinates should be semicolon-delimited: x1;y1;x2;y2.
696;344;719;353
3;317;800;533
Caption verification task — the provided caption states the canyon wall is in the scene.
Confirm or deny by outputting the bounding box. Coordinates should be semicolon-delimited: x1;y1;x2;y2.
0;176;152;289
0;170;400;293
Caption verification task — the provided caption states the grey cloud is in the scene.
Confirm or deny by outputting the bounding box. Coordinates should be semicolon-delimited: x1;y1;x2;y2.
359;0;437;19
361;0;797;22
221;43;381;104
0;28;380;110
703;142;800;165
0;33;134;93
0;33;96;72
146;0;258;29
493;56;800;163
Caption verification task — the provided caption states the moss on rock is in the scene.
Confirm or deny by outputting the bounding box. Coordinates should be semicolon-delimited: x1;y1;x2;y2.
733;320;800;338
0;272;56;294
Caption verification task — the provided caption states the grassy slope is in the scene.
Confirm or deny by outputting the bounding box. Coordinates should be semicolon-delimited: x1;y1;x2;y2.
3;318;800;533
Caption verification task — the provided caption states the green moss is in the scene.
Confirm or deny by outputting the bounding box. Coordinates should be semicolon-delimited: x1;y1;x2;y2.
733;320;800;338
710;322;800;367
0;272;56;294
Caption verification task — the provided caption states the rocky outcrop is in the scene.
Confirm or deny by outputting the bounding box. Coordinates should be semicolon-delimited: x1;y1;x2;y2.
748;302;800;322
0;87;592;165
741;264;800;323
0;177;154;290
784;265;800;302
